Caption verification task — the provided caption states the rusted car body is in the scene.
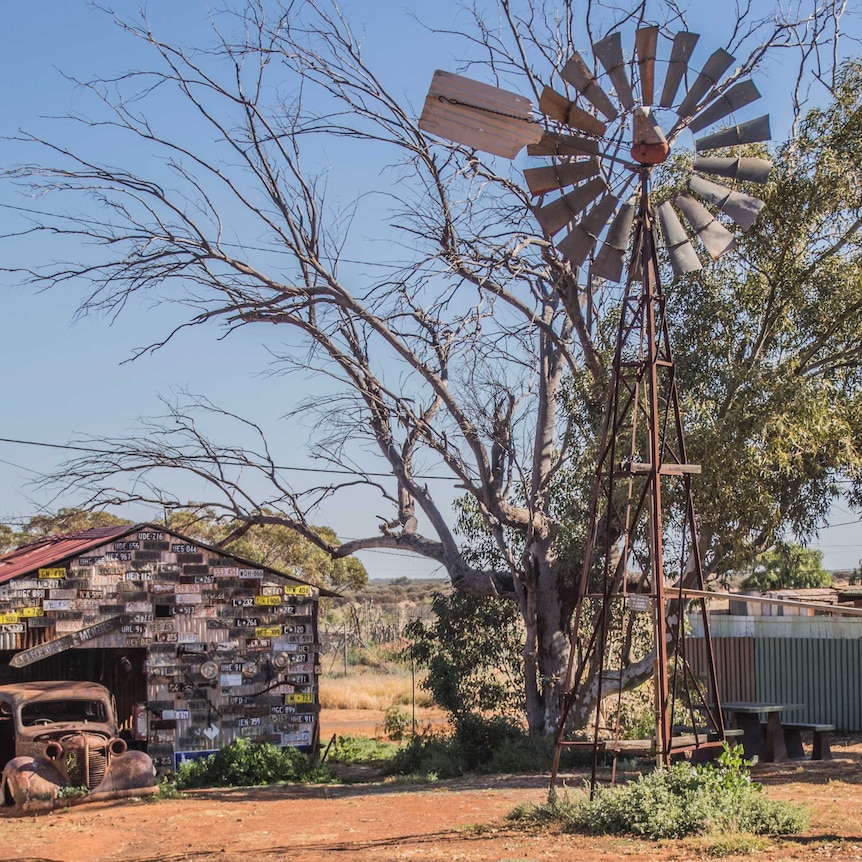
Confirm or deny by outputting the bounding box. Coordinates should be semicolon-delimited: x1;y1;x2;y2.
0;681;158;813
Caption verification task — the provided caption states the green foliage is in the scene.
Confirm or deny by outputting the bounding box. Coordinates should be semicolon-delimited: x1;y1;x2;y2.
697;834;770;857
153;774;181;799
388;718;570;779
174;739;331;789
326;735;399;764
666;62;862;578
167;508;368;590
510;745;807;840
383;704;413;740
742;542;833;590
56;784;89;799
405;591;524;724
1;509;132;552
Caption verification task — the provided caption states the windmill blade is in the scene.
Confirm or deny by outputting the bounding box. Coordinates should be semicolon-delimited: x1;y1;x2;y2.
657;201;703;274
674;193;736;259
635;26;658;106
561;52;619;121
556;194;619;266
528;130;601;157
524;157;601;196
593;32;635;110
693;156;773;184
689;174;765;230
593;200;636;282
688;79;761;133
695;115;771;151
533;177;606;236
419;70;542;158
677;49;736;119
660;31;699;107
539;87;608;136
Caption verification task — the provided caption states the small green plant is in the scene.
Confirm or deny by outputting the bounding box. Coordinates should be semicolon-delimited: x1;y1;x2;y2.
327;735;399;764
154;774;181;799
509;744;808;840
56;785;88;799
175;739;332;789
698;834;770;856
383;704;413;740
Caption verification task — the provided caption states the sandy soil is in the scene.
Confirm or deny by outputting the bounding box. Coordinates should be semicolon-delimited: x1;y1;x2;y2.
3;720;862;862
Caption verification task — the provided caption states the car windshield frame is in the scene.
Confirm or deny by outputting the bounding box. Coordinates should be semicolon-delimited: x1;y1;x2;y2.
20;698;110;727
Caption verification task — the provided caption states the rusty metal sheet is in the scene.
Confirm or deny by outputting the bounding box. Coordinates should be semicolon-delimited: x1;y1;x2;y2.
9;614;131;667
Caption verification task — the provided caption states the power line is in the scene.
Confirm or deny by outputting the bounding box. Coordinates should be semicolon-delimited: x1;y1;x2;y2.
0;436;459;482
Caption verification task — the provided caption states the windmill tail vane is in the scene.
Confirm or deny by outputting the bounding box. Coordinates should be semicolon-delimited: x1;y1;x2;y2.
419;24;773;789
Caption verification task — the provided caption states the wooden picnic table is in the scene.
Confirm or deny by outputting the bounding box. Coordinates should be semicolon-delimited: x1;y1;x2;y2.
720;701;804;763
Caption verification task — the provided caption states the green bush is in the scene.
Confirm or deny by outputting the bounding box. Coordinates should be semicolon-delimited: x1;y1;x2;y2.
383;704;413;740
326;735;399;764
175;739;331;789
387;715;588;778
405;591;525;724
509;745;808;840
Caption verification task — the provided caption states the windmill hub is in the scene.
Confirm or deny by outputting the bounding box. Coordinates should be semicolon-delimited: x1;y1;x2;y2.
631;139;670;165
631;106;670;165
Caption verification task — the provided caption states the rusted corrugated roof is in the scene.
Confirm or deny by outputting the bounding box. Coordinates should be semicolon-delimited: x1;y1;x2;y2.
0;522;336;595
0;525;133;585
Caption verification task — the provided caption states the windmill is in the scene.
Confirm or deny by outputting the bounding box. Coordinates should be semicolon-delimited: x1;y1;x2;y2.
419;25;772;786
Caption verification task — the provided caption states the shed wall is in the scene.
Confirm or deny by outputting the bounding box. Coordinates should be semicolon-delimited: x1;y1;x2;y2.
0;527;321;770
690;615;862;730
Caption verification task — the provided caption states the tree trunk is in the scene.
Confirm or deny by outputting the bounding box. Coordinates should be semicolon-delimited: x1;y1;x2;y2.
520;533;570;736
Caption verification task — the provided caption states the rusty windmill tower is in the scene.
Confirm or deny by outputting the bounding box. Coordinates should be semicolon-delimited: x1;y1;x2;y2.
419;25;771;786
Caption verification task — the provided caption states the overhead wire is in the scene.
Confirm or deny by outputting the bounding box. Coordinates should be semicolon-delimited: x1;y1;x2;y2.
0;436;459;481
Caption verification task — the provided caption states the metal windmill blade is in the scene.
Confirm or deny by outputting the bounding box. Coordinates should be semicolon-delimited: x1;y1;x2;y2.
695;116;771;151
660;32;699;107
418;70;543;158
593;199;636;282
658;201;702;274
635;26;658;106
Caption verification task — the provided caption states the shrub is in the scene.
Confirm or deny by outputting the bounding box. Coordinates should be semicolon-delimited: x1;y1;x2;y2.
383;704;413;740
509;744;808;840
326;735;399;764
175;739;331;789
405;591;524;724
387;715;584;778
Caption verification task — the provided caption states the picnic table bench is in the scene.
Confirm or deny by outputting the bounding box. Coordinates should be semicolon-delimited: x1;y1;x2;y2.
782;722;834;760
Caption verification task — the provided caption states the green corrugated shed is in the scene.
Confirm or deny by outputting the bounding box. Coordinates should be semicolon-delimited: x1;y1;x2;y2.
690;615;862;730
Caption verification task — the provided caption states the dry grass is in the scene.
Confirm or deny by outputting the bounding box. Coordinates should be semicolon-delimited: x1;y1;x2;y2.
319;667;433;710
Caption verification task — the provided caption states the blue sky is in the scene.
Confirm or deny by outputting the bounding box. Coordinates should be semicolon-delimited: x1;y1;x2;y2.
0;1;859;575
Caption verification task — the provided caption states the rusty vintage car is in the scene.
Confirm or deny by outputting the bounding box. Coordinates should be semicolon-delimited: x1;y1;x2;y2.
0;681;158;812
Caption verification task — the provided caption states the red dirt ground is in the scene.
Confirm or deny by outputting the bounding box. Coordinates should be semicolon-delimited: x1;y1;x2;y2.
3;713;862;862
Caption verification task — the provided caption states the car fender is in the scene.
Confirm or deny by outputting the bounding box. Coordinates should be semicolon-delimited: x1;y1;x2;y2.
1;755;66;813
97;749;158;794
